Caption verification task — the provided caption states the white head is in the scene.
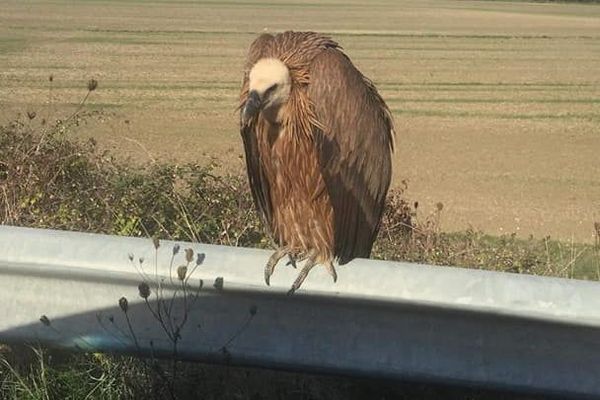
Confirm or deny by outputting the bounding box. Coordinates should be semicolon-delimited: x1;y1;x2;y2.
242;58;291;124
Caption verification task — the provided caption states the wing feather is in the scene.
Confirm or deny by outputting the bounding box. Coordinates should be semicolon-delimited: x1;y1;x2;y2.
240;34;275;231
308;48;394;263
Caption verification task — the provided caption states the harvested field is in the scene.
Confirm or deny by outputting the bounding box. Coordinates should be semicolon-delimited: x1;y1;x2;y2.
1;0;599;242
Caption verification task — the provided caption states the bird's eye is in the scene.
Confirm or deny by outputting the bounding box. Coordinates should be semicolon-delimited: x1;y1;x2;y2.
265;84;279;96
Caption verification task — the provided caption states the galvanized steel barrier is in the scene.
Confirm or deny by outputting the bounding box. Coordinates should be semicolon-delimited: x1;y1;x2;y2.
1;225;599;397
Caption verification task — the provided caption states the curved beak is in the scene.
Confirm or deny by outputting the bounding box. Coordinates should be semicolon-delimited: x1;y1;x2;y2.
242;90;261;125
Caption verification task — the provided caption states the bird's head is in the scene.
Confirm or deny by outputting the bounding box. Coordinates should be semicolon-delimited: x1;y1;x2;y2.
242;58;291;125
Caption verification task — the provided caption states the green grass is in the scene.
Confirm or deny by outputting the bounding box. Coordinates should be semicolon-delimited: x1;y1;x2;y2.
375;202;600;281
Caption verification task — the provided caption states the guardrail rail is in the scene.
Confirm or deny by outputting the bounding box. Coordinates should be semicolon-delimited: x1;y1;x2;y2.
1;225;599;398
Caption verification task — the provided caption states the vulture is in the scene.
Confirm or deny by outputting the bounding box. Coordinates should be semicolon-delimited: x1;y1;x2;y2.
239;31;394;294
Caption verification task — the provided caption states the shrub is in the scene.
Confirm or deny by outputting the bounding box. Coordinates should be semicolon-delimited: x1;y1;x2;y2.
0;117;265;247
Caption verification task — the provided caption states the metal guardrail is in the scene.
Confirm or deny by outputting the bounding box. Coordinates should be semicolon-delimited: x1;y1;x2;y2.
1;225;600;397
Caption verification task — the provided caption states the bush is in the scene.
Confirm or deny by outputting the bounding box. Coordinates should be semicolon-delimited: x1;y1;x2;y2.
0;117;265;247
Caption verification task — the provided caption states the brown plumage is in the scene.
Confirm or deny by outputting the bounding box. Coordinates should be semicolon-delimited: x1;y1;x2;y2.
239;31;394;293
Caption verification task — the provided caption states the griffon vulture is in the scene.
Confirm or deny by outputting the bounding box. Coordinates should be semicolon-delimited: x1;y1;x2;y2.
239;31;394;294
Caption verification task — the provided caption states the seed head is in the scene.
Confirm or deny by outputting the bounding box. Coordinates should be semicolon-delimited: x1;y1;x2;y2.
177;265;188;281
436;202;444;211
119;296;129;313
138;282;151;299
173;244;180;255
48;74;53;82
152;236;160;249
196;253;205;265
27;111;36;120
185;248;194;263
213;277;224;291
87;78;98;92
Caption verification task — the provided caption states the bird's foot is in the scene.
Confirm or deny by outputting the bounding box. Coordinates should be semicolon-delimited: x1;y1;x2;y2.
264;248;289;286
287;250;319;295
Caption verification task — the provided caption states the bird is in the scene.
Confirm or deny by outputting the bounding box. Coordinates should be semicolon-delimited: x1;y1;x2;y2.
239;31;394;294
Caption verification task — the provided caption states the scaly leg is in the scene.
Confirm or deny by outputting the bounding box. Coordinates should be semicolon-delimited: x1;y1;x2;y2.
264;247;289;286
287;250;319;295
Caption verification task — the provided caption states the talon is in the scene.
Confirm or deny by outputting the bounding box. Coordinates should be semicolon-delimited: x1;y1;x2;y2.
285;255;297;269
265;262;274;286
288;273;306;295
327;262;337;283
289;250;318;293
264;248;288;286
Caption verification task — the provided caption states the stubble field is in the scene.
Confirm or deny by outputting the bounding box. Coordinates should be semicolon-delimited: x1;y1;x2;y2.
1;0;599;243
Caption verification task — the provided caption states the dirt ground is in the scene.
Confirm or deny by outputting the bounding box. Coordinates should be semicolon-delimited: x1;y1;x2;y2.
1;0;599;243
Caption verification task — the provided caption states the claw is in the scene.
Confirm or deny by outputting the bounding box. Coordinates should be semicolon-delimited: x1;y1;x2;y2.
288;251;318;294
326;261;337;283
286;253;308;269
264;248;288;286
285;255;298;269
